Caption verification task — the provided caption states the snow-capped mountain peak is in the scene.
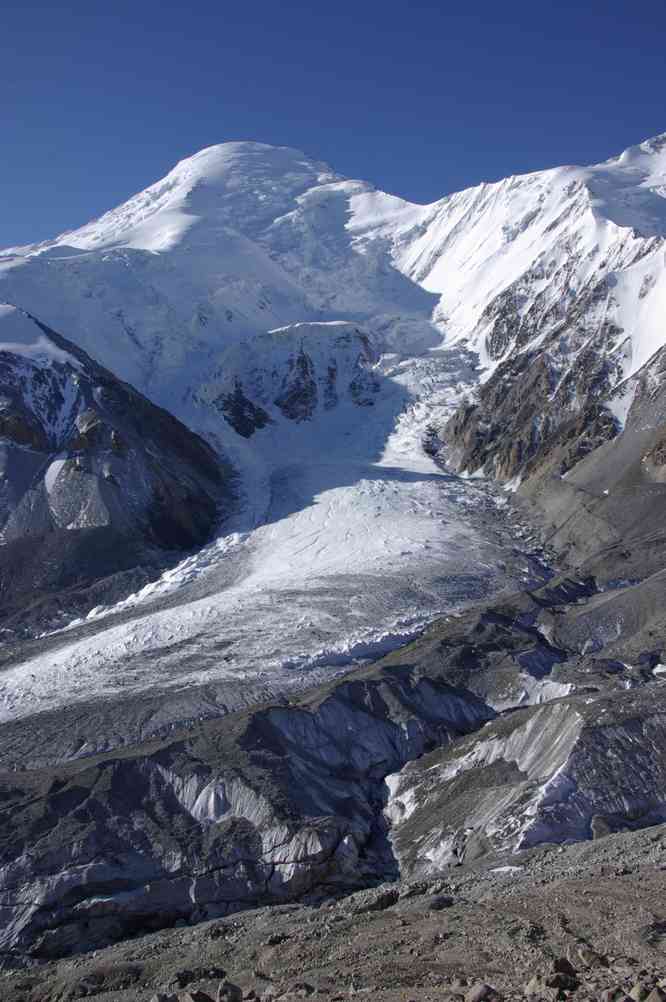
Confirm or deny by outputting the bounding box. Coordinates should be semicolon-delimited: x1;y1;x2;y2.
1;133;666;470
24;142;343;255
0;140;440;409
609;130;666;168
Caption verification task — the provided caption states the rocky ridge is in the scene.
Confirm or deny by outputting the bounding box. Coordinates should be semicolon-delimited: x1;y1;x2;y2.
0;305;233;635
440;134;666;484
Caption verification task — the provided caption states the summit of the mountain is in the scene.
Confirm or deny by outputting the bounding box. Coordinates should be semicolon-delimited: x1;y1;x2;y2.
30;141;345;254
0;141;435;421
605;129;666;167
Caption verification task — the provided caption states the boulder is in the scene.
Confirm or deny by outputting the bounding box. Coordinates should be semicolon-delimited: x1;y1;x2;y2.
345;885;400;915
217;981;243;1002
465;984;502;1002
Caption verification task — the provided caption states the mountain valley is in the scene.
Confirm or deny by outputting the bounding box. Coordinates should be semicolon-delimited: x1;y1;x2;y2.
0;134;666;991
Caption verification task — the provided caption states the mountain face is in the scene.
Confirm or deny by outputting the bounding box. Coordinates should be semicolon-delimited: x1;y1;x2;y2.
2;136;666;962
0;304;233;634
196;321;380;435
2;136;665;476
0;144;538;737
0;142;439;438
437;135;666;481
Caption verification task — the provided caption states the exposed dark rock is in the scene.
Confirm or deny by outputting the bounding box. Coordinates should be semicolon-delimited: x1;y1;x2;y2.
344;886;400;915
217;382;273;438
274;349;318;421
444;321;621;483
0;305;234;634
205;325;379;433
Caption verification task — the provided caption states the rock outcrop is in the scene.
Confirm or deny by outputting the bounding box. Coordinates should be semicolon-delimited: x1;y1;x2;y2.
198;322;380;436
0;663;491;958
0;304;233;634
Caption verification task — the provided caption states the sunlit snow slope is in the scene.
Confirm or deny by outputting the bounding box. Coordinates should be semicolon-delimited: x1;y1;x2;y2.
1;135;665;738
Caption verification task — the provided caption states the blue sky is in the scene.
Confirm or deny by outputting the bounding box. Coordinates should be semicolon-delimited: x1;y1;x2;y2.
2;0;666;246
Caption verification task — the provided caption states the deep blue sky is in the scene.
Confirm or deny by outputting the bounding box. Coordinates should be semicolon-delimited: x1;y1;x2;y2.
3;0;666;246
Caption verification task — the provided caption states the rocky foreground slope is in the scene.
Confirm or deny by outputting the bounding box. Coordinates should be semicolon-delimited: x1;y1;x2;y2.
0;823;665;1000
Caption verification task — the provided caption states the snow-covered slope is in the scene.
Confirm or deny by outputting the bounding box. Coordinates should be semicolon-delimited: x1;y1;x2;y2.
0;142;439;423
397;134;666;371
3;136;665;440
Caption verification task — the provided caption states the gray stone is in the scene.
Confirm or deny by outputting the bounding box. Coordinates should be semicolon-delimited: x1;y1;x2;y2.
217;981;244;1002
576;944;609;968
524;975;542;996
346;885;400;915
524;976;556;999
551;957;577;977
465;984;500;1002
429;894;455;910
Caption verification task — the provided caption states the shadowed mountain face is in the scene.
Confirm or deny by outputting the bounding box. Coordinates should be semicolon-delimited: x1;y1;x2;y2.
0;305;234;635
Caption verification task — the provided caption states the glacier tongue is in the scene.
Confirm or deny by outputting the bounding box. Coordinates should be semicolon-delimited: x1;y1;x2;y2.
0;322;542;739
